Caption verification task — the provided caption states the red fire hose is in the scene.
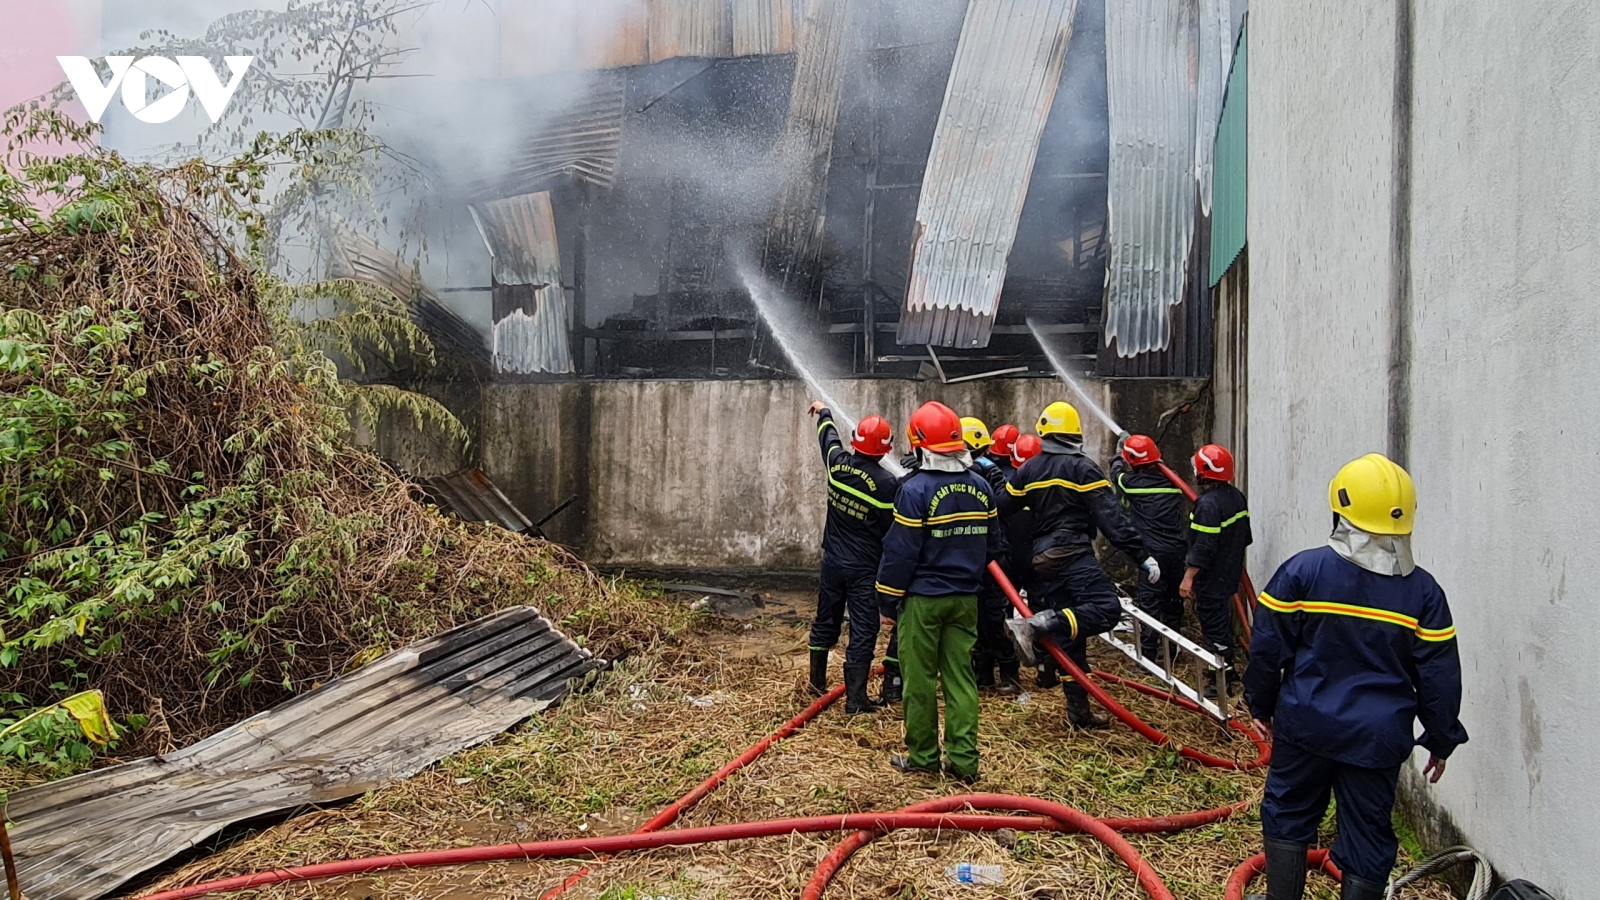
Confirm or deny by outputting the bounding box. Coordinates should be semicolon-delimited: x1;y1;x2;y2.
1225;848;1344;899
987;561;1270;771
134;566;1281;900
802;793;1250;900
138;791;1242;900
539;676;853;899
1155;461;1255;650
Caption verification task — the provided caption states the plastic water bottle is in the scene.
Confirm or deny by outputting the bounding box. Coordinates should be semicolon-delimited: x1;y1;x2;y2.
944;863;1004;884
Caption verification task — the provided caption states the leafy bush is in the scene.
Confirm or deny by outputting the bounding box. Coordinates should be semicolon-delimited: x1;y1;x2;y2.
0;111;666;768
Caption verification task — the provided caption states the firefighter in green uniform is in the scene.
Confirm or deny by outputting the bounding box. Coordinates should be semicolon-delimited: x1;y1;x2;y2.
875;401;1002;781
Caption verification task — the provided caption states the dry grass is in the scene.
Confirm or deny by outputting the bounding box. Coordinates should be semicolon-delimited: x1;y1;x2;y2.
131;603;1458;900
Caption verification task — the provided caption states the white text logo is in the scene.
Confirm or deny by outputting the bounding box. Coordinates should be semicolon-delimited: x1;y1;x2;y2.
57;56;253;124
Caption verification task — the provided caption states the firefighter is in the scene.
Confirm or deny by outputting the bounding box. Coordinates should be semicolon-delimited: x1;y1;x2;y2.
961;418;1021;695
1010;433;1042;467
1109;434;1189;662
1244;454;1467;900
1180;443;1252;698
806;401;901;713
1002;402;1160;728
989;424;1021;467
876;401;1001;781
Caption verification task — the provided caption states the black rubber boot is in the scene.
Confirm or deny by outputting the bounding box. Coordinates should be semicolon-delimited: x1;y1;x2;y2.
878;660;903;705
997;659;1022;697
1036;660;1061;690
843;665;879;714
973;656;997;690
1339;873;1386;900
808;648;829;697
1064;683;1110;729
1245;838;1308;900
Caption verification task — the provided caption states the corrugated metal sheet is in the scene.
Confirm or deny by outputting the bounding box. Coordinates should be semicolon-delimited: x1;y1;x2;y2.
762;0;856;277
473;79;625;199
470;192;574;375
1098;209;1212;377
423;467;536;533
732;0;796;56
325;224;489;365
504;0;797;74
896;0;1080;349
1102;0;1199;357
577;0;651;69
649;0;731;60
1209;21;1247;286
1194;0;1231;216
8;607;598;900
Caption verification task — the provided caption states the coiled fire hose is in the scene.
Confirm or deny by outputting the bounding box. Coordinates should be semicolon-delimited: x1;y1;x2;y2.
1387;847;1491;900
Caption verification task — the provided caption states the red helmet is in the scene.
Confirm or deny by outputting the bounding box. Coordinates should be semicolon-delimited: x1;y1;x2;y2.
906;401;965;453
1120;434;1161;467
1011;433;1042;466
990;424;1021;459
851;415;893;457
1193;444;1235;482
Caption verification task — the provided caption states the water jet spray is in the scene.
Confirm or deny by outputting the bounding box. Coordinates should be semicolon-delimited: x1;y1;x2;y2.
1026;317;1124;436
737;256;905;475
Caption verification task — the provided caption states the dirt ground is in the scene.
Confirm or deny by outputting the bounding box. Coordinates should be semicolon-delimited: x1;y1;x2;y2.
132;582;1457;900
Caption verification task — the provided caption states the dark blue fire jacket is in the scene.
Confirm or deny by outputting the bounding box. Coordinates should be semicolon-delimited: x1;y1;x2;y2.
986;454;1033;578
815;409;901;575
1245;546;1469;769
1000;446;1147;566
875;467;1001;616
1109;458;1188;559
1187;482;1252;597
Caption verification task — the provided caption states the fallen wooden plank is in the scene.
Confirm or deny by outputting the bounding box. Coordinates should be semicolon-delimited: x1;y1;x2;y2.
6;606;600;900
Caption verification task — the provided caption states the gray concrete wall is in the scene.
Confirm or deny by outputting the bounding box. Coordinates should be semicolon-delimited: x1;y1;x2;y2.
1247;2;1600;893
473;377;1209;569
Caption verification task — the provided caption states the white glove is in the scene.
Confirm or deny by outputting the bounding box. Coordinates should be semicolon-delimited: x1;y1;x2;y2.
1141;557;1162;584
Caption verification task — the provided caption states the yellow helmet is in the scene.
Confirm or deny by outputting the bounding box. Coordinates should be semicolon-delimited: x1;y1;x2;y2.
1037;401;1082;437
1329;453;1417;535
960;416;992;450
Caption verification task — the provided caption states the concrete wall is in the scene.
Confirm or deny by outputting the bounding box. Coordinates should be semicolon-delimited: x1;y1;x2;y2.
1248;2;1600;893
472;377;1209;569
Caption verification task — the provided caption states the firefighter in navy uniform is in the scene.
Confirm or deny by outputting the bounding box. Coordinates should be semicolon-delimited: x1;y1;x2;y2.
806;401;901;713
1109;434;1188;661
1180;443;1252;698
1002;402;1162;728
1244;454;1467;900
875;402;1001;781
961;418;1023;695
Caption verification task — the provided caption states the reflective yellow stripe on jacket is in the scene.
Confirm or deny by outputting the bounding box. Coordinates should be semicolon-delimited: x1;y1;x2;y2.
1258;591;1456;642
1007;478;1110;496
1190;509;1250;534
924;510;995;525
1117;473;1183;495
829;476;894;510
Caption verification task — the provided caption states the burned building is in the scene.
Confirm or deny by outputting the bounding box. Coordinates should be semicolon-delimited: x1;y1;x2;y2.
367;0;1227;383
